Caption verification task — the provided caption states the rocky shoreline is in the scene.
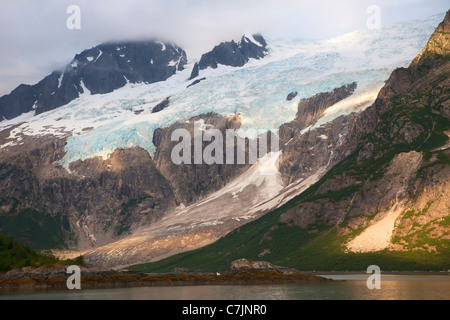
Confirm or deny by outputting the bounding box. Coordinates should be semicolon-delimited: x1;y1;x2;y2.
0;259;332;291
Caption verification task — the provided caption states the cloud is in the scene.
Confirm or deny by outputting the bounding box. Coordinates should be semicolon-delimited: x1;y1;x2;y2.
0;0;448;96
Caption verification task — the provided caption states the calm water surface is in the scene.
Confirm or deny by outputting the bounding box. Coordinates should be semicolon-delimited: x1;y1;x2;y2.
0;275;449;300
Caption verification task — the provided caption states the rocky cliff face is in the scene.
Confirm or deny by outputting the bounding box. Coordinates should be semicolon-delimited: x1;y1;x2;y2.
278;82;372;185
279;84;354;146
0;132;178;249
0;40;187;120
0;112;257;252
153;112;250;204
280;10;450;254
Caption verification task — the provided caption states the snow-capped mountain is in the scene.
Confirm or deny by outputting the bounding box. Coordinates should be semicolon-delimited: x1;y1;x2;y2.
0;40;187;120
0;13;447;269
197;34;268;70
188;34;268;80
0;15;442;166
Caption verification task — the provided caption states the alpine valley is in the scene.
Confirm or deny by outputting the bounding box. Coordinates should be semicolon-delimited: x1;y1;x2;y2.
0;11;449;273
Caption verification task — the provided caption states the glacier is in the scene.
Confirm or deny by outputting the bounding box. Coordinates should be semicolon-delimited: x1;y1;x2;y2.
0;13;444;166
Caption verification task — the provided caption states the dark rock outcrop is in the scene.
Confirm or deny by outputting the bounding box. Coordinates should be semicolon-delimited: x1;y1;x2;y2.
187;77;206;88
278;82;360;185
189;62;199;80
279;82;357;146
286;92;298;101
0;40;188;120
151;97;170;114
295;82;357;128
198;34;268;70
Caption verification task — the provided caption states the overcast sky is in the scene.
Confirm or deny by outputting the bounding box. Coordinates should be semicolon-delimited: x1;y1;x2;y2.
0;0;448;96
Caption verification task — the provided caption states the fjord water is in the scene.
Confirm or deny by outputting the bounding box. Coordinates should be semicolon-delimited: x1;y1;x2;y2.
1;275;449;300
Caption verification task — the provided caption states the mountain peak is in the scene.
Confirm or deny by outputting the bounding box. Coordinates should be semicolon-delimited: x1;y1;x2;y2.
436;10;450;32
241;34;267;48
197;34;268;71
411;10;450;67
0;39;187;121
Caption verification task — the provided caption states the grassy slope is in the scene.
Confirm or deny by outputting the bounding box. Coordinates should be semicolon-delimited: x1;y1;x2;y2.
0;234;74;273
0;233;87;273
0;208;74;251
128;202;450;273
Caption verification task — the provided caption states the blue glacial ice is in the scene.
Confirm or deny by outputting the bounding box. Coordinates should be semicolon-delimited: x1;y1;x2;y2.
56;13;444;165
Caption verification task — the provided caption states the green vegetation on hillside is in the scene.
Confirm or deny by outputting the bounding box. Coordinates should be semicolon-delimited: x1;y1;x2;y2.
0;208;75;251
128;208;450;273
0;234;83;273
